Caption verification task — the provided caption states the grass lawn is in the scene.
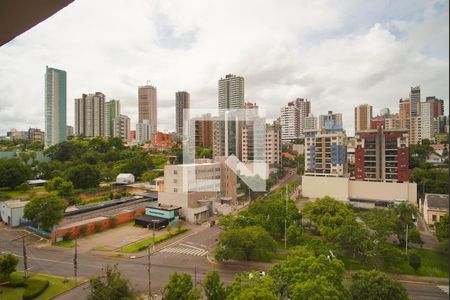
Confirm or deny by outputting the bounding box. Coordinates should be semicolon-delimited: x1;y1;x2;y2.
53;240;76;248
0;187;46;200
94;246;113;251
391;247;449;278
0;271;79;300
119;228;189;253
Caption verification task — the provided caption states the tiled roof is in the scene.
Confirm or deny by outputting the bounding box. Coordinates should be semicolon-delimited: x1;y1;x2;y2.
425;194;449;210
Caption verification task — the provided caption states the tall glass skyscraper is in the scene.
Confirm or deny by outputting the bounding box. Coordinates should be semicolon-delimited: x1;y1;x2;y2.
45;66;67;148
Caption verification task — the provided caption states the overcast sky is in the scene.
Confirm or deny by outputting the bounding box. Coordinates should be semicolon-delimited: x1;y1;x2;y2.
0;0;448;136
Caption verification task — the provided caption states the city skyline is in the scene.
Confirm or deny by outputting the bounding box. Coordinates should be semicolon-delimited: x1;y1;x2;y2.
0;0;448;136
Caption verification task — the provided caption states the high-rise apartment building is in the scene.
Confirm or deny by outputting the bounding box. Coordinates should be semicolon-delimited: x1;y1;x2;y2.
304;129;348;177
280;102;300;141
295;98;311;135
176;91;190;135
195;114;213;148
384;113;401;130
113;115;131;140
410;86;421;117
354;128;409;182
304;113;318;131
319;111;343;131
74;92;105;137
28;128;45;143
409;116;422;145
241;116;266;163
218;74;244;110
354;104;373;133
45;66;67;147
420;101;434;141
426;96;444;118
435;115;449;135
138;85;157;131
105;100;120;137
265;124;281;167
136;119;152;144
214;74;245;157
399;98;410;130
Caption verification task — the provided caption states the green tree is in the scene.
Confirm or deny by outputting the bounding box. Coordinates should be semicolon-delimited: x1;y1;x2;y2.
0;253;19;281
410;168;448;195
65;163;101;189
287;224;303;246
290;277;350;300
226;272;278;300
45;140;88;162
348;270;409;300
409;253;421;271
359;209;397;242
202;270;226;300
57;180;74;197
88;265;136;300
391;202;418;246
0;158;31;189
163;272;200;300
215;226;276;262
269;247;348;299
435;214;449;241
141;170;158;183
24;195;66;231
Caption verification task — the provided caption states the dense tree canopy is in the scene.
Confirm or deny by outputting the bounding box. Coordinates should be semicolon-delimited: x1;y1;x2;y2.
202;270;226;300
269;247;349;299
225;273;278;300
435;214;449;242
0;253;19;281
65;164;101;189
24;195;66;231
88;265;136;300
215;226;276;262
409;168;448;195
163;272;200;300
348;270;409;300
0;158;31;189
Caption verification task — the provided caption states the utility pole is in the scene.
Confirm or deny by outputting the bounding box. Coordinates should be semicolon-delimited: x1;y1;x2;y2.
22;236;28;278
147;246;152;299
194;266;197;289
405;224;409;255
285;185;288;250
74;239;78;283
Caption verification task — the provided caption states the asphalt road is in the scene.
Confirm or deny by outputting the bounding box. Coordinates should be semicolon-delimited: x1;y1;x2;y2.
1;224;448;300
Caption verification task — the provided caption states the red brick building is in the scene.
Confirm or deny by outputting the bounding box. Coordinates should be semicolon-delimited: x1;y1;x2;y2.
354;128;409;182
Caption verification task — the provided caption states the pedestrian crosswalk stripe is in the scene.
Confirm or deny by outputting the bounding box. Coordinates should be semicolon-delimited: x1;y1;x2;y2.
160;246;208;256
438;286;449;294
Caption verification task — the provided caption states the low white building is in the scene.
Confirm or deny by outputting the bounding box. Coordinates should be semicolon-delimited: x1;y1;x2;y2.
116;173;135;184
0;200;28;227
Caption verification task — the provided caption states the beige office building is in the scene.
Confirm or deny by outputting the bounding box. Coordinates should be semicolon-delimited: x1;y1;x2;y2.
138;85;157;131
354;104;373;133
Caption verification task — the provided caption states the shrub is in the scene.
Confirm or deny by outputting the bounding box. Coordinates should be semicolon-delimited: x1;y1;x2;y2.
6;276;27;287
109;216;118;228
63;231;72;241
18;183;31;192
409;253;421;271
23;279;50;300
94;221;103;232
79;224;88;236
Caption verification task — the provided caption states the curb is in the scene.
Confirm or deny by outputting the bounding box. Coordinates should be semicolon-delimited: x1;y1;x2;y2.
48;279;88;299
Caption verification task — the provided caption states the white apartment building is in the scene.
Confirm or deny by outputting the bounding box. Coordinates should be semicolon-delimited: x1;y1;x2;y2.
420;101;434;141
304;113;318;131
136;119;153;144
158;157;237;223
113;114;131;140
280;102;299;140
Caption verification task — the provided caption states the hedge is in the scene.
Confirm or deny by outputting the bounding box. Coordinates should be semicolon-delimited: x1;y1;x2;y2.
23;279;49;300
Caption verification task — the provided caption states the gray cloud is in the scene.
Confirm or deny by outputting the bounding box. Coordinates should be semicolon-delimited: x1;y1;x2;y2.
0;0;448;135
